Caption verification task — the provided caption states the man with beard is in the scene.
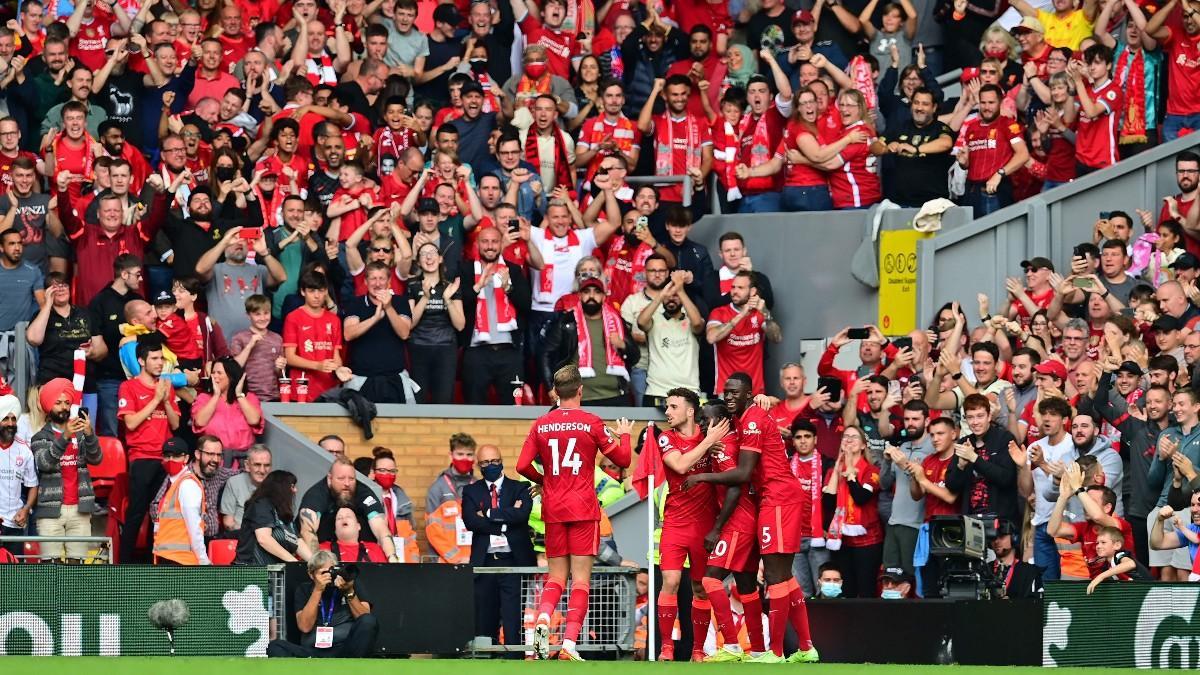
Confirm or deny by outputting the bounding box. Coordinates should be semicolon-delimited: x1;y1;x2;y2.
298;456;400;561
1160;151;1200;257
637;75;713;209
7;37;72;151
956;84;1030;217
117;336;181;562
41;66;106;138
0;393;37;557
451;81;500;170
97;121;150;195
576;80;640;188
307;134;346;209
636;269;704;407
599;204;674;308
460;226;532;404
621;254;668;405
872;88;953;207
161;188;228;284
880;401;932;581
665;26;725;118
152;434;236;538
1010;348;1041;415
0;157;62;275
707;271;781;396
542;276;639;406
196;226;286;337
1067;413;1124;514
31;379;102;562
0;228;41;337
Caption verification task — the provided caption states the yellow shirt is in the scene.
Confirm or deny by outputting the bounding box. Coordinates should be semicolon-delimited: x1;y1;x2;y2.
1037;8;1095;50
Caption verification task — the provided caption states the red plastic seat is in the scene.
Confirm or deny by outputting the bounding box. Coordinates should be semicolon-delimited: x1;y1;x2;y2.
91;437;128;501
208;539;238;566
22;541;40;563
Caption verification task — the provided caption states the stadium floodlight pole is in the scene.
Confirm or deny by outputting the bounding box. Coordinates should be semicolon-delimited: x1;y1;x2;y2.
647;422;656;663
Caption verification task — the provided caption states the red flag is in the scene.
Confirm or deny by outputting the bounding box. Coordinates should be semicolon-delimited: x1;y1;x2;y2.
632;422;664;499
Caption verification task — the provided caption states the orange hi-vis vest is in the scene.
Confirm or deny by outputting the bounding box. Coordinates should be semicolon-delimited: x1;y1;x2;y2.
153;472;206;565
425;477;471;564
391;520;421;563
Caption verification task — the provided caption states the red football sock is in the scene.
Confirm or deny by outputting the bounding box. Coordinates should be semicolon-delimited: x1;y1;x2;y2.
691;597;712;656
738;590;766;653
702;577;739;645
787;579;813;650
657;593;678;657
563;582;590;644
767;582;791;657
536;578;565;619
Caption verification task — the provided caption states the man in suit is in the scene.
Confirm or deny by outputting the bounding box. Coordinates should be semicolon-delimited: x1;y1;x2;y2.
462;443;535;654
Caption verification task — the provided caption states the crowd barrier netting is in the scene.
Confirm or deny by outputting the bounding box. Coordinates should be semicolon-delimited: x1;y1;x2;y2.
0;565;277;656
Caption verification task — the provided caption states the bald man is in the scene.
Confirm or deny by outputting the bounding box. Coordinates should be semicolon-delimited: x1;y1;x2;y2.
462;444;534;651
1155;281;1200;328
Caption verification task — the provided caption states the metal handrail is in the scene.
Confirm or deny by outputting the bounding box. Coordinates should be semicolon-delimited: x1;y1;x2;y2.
0;535;114;563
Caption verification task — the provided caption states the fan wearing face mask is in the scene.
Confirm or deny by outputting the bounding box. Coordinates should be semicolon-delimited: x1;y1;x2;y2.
370;446;419;563
813;562;845;598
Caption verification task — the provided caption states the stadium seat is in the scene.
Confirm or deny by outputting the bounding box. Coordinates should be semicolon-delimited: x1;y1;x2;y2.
208;539;237;566
22;541;40;563
0;548;16;564
91;437;128;501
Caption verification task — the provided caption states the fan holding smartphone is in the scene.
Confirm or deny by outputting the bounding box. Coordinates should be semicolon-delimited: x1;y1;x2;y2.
821;326;891;405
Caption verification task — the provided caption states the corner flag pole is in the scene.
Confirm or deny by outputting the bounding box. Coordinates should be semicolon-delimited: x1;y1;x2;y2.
648;467;656;662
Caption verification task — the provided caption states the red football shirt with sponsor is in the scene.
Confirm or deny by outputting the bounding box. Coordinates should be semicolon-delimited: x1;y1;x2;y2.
829;121;881;209
707;304;767;395
739;404;803;506
736;105;788;195
659;427;716;525
1069;517;1135;578
282;306;342;399
959;116;1024;182
921;452;960;519
651;113;712;203
711;430;758;532
1160;27;1200;117
117;376;180;462
517;406;623;523
776;120;832;188
518;13;579;80
69;9;113;71
1076;78;1124;170
218;33;254;70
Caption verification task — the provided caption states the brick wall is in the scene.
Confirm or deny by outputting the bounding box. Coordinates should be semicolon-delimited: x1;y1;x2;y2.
276;415;647;554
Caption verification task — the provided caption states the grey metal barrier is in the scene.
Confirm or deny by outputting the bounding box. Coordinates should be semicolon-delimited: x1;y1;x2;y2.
267;563;288;642
468;565;638;656
0;535;114;563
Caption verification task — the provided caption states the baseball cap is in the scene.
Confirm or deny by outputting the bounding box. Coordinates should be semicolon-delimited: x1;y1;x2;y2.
459;80;485;97
1153;315;1184;332
1033;360;1068;380
1011;16;1045;33
579;277;606;293
161;437;191;457
152;290;176;306
1116;361;1145;377
792;9;815;24
416;197;440;214
880;567;913;584
1171;252;1200;270
1020;256;1055;272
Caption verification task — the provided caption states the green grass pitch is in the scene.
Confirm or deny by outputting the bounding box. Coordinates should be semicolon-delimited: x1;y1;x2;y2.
0;659;1146;674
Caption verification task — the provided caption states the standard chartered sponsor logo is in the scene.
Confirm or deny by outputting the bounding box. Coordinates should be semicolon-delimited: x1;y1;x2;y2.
223;585;270;657
1135;587;1200;669
1042;602;1071;667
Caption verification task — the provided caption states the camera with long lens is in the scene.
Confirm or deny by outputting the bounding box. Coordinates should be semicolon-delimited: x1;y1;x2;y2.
327;563;358;583
928;515;1003;600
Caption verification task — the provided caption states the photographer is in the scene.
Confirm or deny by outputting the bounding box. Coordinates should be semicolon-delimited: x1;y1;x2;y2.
267;550;379;658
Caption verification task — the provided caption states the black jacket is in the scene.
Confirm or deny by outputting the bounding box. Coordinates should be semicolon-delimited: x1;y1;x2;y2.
461;477;535;566
946;423;1020;526
661;237;719;317
540;308;640;389
457;259;532;349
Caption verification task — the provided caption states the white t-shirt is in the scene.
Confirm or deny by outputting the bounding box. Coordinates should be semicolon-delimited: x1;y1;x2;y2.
645;307;700;398
1029;433;1077;526
0;439;36;522
529;226;597;312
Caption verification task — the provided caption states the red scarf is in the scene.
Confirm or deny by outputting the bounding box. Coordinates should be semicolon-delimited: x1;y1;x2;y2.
792;453;825;547
253;186;286;229
53;131;95;181
713;119;742;200
1116;47;1147;144
478;72;502;114
654;113;702;179
374;127;413;176
305;50;337;86
572;300;627;379
526;124;574;192
849;56;878;111
515;72;551;110
473;260;518;340
538;229;580;297
832;455;872;539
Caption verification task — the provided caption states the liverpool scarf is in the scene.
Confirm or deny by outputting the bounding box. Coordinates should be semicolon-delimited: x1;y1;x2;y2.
573;300;628;379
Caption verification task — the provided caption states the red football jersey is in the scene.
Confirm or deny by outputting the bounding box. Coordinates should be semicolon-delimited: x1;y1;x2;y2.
960;116;1023;182
117;377;179;462
707;304;767;395
739;404;802;506
711;430;757;532
282;307;342;398
1075;78;1124;170
659;427;716;525
518;407;626;523
921;452;960;519
828;121;881;209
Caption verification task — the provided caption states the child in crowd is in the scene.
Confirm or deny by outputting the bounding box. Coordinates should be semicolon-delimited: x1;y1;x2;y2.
230;294;286;401
1086;527;1152;593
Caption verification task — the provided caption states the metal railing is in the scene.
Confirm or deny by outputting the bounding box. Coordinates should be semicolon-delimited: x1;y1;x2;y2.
467;565;638;656
0;535;114;563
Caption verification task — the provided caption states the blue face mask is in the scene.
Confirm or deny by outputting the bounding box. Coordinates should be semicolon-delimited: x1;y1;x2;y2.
481;463;504;482
819;582;842;598
881;589;904;600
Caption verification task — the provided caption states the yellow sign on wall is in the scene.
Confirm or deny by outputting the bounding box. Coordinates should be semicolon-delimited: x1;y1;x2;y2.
877;230;931;335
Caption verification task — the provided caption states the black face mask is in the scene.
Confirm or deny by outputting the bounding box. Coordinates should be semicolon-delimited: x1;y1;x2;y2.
469;59;488;74
215;166;236;182
581;299;602;315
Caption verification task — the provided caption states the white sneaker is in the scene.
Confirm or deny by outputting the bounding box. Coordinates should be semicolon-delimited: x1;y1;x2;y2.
532;617;551;660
